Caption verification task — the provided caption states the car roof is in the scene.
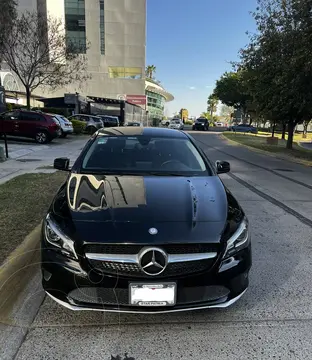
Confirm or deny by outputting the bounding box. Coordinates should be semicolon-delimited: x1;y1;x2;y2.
97;127;189;138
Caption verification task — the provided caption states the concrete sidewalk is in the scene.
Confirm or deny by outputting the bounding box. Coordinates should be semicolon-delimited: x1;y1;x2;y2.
0;137;89;184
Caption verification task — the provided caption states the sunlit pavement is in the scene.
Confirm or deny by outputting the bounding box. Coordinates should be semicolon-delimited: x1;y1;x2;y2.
3;132;312;360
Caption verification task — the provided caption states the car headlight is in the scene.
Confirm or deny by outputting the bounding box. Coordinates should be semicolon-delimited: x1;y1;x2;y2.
44;214;78;259
223;218;250;258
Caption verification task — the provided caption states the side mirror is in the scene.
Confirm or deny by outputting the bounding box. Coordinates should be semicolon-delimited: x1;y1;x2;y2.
54;157;70;171
216;160;230;174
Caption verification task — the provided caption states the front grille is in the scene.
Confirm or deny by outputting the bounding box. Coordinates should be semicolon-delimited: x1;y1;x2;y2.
84;243;219;255
88;258;216;278
68;286;229;307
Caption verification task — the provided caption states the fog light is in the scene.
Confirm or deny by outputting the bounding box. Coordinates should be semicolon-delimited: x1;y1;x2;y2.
43;269;52;281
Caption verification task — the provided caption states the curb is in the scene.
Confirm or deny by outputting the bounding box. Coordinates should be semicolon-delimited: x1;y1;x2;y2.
0;223;42;321
221;134;312;167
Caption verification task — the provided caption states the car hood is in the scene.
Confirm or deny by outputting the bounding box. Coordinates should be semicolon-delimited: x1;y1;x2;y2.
65;173;225;220
52;174;230;244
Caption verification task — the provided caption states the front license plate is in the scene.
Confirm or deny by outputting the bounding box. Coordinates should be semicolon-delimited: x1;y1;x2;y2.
129;283;176;306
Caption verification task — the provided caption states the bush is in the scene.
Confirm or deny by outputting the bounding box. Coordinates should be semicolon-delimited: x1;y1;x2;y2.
184;120;193;125
70;119;86;134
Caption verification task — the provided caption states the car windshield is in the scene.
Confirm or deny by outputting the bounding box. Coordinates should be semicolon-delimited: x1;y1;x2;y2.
81;135;209;176
197;119;205;123
171;120;180;124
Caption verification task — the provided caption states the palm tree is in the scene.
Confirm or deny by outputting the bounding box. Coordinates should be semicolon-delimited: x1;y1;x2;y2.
145;65;156;79
207;94;219;119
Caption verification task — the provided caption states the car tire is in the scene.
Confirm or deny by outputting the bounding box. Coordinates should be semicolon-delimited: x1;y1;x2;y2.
35;131;49;144
86;126;97;135
192;126;195;130
60;131;67;138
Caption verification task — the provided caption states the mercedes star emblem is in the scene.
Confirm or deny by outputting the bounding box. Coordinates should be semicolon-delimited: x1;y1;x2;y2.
148;227;158;235
138;247;168;276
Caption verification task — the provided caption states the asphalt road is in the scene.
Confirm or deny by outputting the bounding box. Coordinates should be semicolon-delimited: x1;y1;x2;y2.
5;132;312;360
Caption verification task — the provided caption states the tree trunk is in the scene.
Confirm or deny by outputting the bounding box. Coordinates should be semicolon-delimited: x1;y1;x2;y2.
26;86;31;110
302;120;310;139
281;123;286;139
286;121;295;149
271;121;276;137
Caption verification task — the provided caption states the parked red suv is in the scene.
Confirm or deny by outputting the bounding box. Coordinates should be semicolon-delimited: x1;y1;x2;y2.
0;110;61;144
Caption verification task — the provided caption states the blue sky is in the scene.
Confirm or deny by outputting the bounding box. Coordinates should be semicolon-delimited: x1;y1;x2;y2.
146;0;257;117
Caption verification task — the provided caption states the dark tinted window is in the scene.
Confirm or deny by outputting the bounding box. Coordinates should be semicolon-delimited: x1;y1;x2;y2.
78;115;88;122
3;111;19;120
20;112;44;121
91;116;102;123
197;118;206;123
81;135;208;176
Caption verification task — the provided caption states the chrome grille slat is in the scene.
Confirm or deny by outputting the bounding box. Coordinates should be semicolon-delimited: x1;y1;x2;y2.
84;243;220;278
84;243;219;255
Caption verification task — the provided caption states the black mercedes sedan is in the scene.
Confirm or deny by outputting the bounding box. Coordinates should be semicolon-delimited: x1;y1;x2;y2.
41;127;251;313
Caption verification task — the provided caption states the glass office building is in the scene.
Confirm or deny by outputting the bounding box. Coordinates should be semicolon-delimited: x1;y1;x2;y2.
145;78;174;121
64;0;87;53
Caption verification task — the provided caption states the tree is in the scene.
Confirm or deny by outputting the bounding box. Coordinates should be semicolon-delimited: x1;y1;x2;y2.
239;0;312;149
0;0;17;74
302;119;311;139
145;65;156;79
220;104;234;119
179;108;189;121
207;94;218;119
1;11;90;109
213;71;252;123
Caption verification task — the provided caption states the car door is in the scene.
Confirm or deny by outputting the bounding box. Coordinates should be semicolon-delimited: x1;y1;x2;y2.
20;111;50;138
236;124;246;132
0;111;20;135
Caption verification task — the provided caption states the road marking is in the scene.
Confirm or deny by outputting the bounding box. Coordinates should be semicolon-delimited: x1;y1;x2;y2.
228;172;312;228
195;136;312;191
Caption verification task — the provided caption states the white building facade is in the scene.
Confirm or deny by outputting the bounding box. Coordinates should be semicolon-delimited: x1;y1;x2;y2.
17;0;147;100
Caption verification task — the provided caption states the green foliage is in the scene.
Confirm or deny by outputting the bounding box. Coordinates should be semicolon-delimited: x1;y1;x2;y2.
214;71;252;114
200;112;220;122
207;94;218;115
6;103;12;111
238;0;312;149
145;65;156;79
70;119;86;134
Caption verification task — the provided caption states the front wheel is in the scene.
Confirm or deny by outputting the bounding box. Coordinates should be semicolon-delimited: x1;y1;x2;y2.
192;126;195;130
86;126;97;135
35;131;49;144
60;131;67;138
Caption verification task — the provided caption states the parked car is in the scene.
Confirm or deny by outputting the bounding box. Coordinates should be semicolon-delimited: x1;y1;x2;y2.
53;115;74;138
68;114;103;134
215;122;224;127
161;119;170;127
192;118;209;131
230;124;258;133
97;115;120;127
42;127;251;313
168;119;184;130
125;121;142;126
0;109;61;143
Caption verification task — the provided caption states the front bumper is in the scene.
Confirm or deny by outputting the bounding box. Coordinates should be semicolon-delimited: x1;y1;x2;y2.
62;127;74;134
41;243;251;313
193;124;207;129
